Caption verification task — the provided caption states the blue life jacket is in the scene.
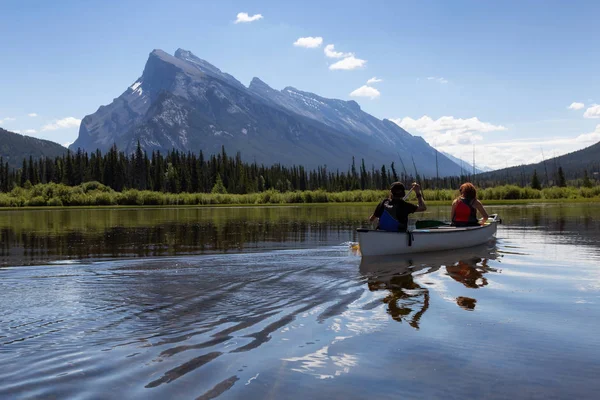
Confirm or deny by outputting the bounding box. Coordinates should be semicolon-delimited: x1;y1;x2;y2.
378;209;401;231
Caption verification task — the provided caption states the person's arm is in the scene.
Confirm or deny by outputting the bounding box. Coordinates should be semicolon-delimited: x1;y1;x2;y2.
369;200;384;222
474;200;489;224
413;184;426;212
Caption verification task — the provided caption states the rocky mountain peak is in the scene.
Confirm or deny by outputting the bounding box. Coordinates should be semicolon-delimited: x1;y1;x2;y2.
174;48;244;89
70;48;466;175
249;77;273;91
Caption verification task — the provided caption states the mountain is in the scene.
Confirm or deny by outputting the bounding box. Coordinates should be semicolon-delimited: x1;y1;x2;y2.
0;128;67;168
476;141;600;184
71;48;465;175
440;151;493;174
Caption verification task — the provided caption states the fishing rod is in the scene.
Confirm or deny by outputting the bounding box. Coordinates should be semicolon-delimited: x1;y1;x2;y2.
397;152;408;181
411;156;419;183
540;147;550;187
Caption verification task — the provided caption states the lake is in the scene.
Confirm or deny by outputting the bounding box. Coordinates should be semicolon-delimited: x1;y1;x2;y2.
1;204;600;399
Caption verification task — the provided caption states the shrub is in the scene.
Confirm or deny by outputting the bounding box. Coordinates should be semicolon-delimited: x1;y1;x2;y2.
47;198;63;207
82;181;112;193
92;192;117;206
26;196;47;206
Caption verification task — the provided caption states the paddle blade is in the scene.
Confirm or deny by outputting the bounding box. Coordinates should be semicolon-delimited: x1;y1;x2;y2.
415;220;450;229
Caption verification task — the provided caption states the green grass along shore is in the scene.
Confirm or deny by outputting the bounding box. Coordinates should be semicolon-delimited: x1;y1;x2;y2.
1;181;600;209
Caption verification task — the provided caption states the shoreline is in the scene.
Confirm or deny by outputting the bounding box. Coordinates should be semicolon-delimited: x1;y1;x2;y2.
1;197;599;211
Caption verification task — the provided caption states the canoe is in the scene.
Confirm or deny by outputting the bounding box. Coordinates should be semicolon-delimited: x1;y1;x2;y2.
357;214;500;256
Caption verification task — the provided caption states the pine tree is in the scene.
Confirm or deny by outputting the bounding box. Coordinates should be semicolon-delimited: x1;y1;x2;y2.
557;166;566;187
531;169;541;190
211;173;227;194
390;162;399;182
583;170;593;188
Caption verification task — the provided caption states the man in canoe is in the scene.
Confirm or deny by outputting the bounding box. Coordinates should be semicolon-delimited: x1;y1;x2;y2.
369;182;426;232
451;182;489;227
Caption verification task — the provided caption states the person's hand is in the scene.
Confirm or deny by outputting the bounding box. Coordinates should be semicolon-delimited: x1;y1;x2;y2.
412;182;421;194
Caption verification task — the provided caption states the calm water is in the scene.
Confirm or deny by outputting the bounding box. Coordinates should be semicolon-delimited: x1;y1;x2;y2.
1;204;600;399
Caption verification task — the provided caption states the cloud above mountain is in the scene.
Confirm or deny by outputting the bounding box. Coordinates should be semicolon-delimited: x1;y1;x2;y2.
234;12;263;24
329;55;366;70
42;117;81;131
583;104;600;118
350;85;380;99
293;37;323;48
394;115;506;139
324;44;352;59
568;102;585;110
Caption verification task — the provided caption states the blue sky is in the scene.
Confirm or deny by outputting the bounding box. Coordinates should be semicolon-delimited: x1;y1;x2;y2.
1;0;599;169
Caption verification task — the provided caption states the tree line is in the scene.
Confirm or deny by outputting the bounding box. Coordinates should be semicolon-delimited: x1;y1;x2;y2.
0;143;596;194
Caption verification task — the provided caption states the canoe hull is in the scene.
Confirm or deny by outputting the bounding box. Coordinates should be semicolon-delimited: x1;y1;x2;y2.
357;219;498;256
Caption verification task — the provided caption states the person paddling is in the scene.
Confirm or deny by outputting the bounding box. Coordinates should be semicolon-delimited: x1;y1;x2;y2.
451;182;489;227
369;182;426;232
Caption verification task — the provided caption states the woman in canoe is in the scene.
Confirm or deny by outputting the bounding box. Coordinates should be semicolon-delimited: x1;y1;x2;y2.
451;182;489;227
369;182;426;232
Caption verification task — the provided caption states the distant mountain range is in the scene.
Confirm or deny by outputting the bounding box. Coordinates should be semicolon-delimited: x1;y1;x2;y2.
440;151;493;174
477;141;600;184
0;128;66;168
70;48;465;176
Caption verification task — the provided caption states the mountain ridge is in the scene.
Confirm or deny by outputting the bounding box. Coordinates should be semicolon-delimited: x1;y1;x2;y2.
70;48;464;175
0;128;67;168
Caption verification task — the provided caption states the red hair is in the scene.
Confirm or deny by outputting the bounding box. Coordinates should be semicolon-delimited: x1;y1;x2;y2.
459;182;477;199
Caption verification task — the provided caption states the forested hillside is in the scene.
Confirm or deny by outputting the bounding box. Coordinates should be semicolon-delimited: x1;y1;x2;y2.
0;128;66;168
477;141;600;187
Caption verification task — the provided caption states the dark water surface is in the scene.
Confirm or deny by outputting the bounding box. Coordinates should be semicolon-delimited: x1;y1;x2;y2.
1;204;600;399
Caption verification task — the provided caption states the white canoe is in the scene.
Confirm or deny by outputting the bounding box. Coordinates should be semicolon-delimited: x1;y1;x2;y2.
357;214;500;256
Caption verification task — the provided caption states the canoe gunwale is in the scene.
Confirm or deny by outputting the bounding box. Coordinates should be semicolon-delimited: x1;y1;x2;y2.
357;224;492;235
356;216;499;256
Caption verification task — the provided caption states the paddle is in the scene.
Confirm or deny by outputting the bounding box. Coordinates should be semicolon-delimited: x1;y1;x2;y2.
415;220;450;229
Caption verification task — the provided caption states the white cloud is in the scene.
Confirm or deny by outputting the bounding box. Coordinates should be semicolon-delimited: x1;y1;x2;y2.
41;117;81;131
329;55;367;70
293;36;323;48
583;104;600;119
412;123;600;170
28;113;38;117
24;129;37;134
575;124;600;143
13;130;21;134
349;85;380;100
367;77;383;84
454;126;600;169
427;76;448;84
63;141;73;148
567;102;585;110
324;44;352;59
393;115;506;137
234;12;263;24
391;115;506;148
0;117;16;124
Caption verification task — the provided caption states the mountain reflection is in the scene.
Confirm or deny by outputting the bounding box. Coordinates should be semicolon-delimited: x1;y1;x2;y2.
359;244;499;327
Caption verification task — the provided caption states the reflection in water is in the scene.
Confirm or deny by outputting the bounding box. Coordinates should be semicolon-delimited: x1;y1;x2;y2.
2;204;600;399
360;243;499;325
0;206;373;266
